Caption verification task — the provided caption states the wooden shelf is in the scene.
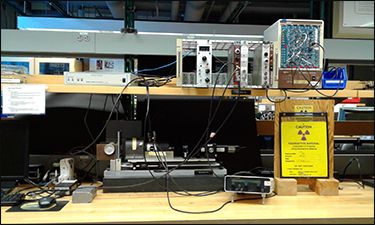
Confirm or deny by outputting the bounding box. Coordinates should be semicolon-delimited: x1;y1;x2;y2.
1;75;373;98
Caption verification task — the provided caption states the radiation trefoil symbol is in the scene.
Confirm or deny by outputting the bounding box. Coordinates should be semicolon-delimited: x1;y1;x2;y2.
298;129;310;141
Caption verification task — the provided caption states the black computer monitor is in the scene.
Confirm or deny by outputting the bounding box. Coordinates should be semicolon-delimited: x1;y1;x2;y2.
0;120;29;189
137;96;262;174
337;107;374;121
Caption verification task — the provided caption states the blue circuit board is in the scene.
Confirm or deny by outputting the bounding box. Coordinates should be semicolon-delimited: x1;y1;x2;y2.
280;24;321;69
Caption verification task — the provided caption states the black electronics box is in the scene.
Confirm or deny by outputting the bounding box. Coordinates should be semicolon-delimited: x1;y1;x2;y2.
105;120;142;142
55;180;79;196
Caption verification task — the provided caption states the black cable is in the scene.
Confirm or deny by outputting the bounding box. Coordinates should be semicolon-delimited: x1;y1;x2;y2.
288;41;343;98
103;68;239;189
106;82;181;192
81;159;99;182
120;62;238;194
171;66;238;169
283;38;325;90
69;145;96;162
288;61;323;89
311;42;326;71
161;65;243;208
154;144;222;197
137;75;174;87
102;94;109;111
265;89;287;103
340;157;364;188
296;65;342;98
141;84;219;196
286;89;310;93
111;95;119;120
70;77;143;157
205;62;230;177
166;179;276;214
84;94;95;141
312;67;342;98
141;83;163;189
233;167;273;176
163;56;237;169
73;92;113;166
207;63;228;140
23;178;50;192
23;178;57;200
149;145;222;200
140;81;223;196
137;51;192;74
81;93;111;181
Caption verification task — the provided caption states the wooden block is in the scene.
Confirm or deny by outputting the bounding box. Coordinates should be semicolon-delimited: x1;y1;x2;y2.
275;177;297;196
315;178;339;196
309;183;316;191
96;144;115;161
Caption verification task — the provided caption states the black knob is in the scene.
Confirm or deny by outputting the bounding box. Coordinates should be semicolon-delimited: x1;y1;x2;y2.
205;78;210;83
202;56;207;61
205;69;210;74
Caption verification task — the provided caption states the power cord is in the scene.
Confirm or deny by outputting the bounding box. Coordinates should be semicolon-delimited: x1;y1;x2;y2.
137;51;193;74
340;157;365;189
265;88;287;103
142;83;222;196
166;180;276;214
298;66;343;98
69;77;144;158
84;94;95;141
119;60;239;198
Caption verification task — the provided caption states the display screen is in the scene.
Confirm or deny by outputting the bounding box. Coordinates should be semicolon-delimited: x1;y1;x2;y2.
39;63;69;75
232;178;261;185
0;120;29;181
199;46;210;51
1;61;30;74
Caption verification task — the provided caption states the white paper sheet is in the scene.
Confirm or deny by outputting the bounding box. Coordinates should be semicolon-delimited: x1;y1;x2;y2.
2;84;46;114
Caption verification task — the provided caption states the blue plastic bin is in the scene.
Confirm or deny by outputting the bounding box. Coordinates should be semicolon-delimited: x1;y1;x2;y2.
322;67;347;89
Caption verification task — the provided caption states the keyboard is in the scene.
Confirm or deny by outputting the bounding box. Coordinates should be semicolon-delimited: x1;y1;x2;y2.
1;192;25;206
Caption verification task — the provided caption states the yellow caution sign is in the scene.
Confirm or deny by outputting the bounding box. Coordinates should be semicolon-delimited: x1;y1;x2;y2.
281;121;328;177
294;105;314;113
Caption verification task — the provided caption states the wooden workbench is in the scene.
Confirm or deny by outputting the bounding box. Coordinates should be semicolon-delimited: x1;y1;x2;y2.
1;182;373;224
1;75;373;98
